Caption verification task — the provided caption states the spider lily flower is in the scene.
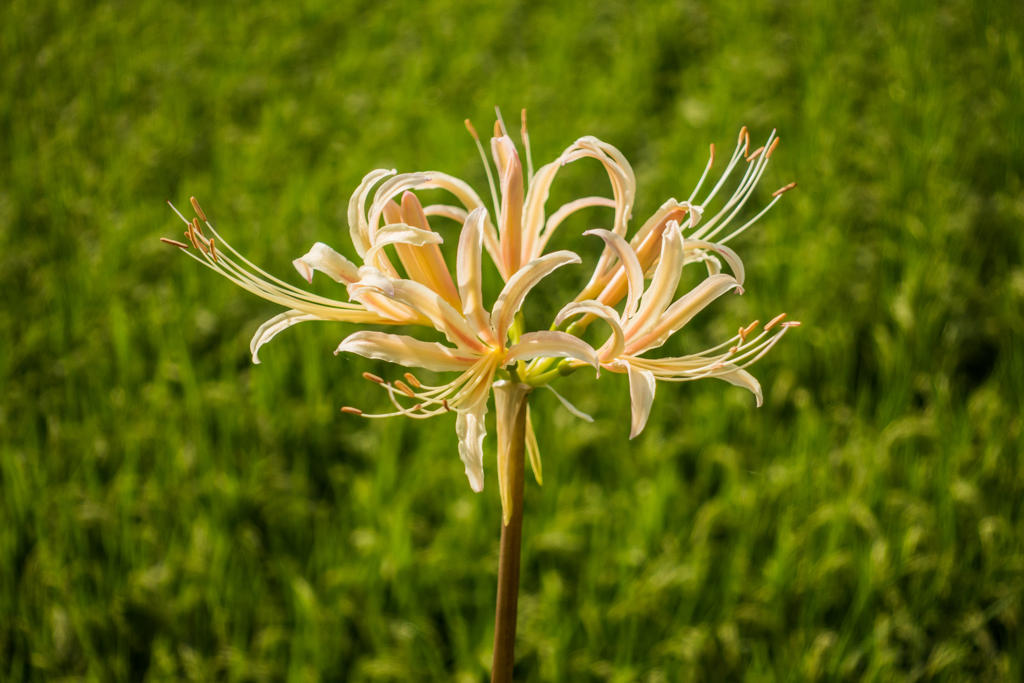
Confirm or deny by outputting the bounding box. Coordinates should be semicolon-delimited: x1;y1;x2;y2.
162;111;796;522
554;220;799;438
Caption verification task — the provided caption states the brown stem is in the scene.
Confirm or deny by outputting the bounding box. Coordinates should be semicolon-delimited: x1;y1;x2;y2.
491;381;531;683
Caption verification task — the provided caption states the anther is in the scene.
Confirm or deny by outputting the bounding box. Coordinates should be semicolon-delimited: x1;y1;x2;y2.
745;146;765;163
743;320;760;337
783;321;802;328
521;108;528;134
744;129;750;155
403;373;421;388
190;197;207;222
394;380;416;398
362;372;384;384
209;238;218;262
197;240;209;256
765;313;787;331
184;230;198;249
341;406;363;415
413;403;423;411
729;346;739;355
442;399;450;412
772;182;798;198
738;126;748;145
160;237;190;249
766;137;781;159
709;143;715;168
738;326;747;343
493;120;502;139
192;217;204;237
464;119;479;140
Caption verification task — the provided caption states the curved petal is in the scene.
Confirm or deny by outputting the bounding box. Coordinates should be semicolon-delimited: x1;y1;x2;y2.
715;366;763;407
537;197;616;254
498;146;524;275
292;242;360;284
554;300;626;362
348;169;395;258
626;364;656;439
583;229;644;323
398;192;461;309
684;238;745;286
491;250;581;344
250;310;319;364
504;331;600;372
362;223;443;268
366;173;431;247
624;221;684;338
625;273;741;356
457;208;496;344
423;204;469;224
419;172;503;277
334;331;479;372
456;383;491;493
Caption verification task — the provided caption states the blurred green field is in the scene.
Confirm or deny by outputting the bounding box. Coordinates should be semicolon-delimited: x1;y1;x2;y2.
2;0;1024;680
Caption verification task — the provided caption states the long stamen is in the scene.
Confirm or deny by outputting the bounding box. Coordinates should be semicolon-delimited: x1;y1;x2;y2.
466;119;501;220
686;143;715;204
520;109;534;184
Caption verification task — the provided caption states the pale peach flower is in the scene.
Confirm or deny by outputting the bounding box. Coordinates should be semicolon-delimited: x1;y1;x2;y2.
163;111;796;522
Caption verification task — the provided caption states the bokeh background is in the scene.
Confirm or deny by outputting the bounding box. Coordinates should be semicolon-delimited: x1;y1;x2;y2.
2;0;1023;680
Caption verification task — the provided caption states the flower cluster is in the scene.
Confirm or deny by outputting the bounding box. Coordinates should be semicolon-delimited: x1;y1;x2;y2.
164;110;798;518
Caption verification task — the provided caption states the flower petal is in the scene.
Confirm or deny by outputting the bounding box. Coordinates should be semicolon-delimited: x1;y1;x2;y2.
624;221;684;338
498;146;524;275
362;223;443;269
491;250;581;344
684;238;745;286
554;300;625;362
382;280;488;353
583;229;644;323
250;310;319;364
348;169;395;258
626;364;656;439
456;388;490;493
715;366;763;407
420;172;503;278
334;330;479;372
504;331;600;372
366;173;431;244
457;207;497;344
538;197;616;254
292;242;359;284
399;192;462;309
625;273;741;355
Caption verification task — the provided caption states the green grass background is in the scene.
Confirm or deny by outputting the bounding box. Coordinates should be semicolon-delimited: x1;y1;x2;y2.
2;0;1023;680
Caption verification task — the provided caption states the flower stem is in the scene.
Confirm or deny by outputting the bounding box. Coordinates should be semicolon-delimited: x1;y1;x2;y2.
491;381;531;683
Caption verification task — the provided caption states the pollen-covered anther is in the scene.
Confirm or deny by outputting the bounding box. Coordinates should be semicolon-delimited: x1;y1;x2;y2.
765;313;788;331
464;119;480;140
394;380;416;398
184;230;198;250
782;321;802;328
729;346;739;355
772;182;798;198
442;399;451;412
745;146;765;163
341;406;363;415
738;326;748;343
403;373;421;388
191;217;204;238
765;137;781;159
190;197;207;222
709;143;715;168
362;372;384;384
209;238;218;262
160;237;190;249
